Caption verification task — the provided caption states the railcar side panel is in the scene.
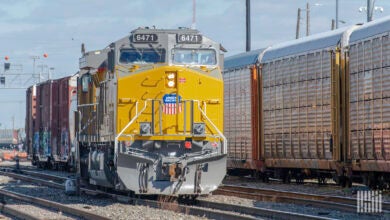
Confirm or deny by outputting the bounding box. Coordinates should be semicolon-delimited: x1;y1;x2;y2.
262;51;334;163
223;66;260;170
25;85;36;157
348;19;390;172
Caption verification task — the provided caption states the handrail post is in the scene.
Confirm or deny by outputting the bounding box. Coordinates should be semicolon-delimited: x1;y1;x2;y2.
114;100;148;166
194;100;227;154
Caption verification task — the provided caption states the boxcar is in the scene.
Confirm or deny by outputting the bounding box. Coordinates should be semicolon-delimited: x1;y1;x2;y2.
25;85;36;158
28;74;78;169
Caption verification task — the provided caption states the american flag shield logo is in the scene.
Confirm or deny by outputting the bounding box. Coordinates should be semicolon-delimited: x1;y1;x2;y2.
163;94;182;115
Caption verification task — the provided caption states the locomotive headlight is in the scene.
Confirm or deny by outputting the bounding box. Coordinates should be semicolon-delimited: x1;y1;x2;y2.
167;73;175;79
166;72;176;88
167;80;175;87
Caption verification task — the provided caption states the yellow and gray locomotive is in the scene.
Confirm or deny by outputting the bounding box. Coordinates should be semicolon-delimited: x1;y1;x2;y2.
77;27;226;195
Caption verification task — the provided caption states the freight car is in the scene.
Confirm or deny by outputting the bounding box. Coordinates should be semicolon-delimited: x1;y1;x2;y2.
25;85;36;159
76;27;227;196
26;74;78;170
224;16;390;188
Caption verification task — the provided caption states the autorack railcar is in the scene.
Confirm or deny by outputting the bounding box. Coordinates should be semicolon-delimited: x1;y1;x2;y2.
224;16;390;188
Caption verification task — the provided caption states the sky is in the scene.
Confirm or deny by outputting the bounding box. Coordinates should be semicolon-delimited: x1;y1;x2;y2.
1;0;390;129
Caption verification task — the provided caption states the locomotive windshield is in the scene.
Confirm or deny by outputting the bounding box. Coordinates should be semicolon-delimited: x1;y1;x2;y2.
172;49;216;65
119;48;166;64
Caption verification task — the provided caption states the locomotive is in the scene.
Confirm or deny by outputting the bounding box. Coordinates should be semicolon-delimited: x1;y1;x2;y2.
26;27;227;195
224;16;390;188
66;27;226;196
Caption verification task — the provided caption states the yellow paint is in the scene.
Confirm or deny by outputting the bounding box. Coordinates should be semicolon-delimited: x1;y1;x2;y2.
116;65;223;142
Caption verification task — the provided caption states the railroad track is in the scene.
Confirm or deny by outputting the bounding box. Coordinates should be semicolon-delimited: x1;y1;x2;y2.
0;188;110;220
0;167;335;220
215;184;390;213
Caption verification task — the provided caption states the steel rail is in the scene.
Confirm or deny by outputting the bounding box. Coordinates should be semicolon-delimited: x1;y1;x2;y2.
196;200;335;220
0;170;253;220
1;169;338;220
217;184;390;213
0;203;41;220
0;188;110;220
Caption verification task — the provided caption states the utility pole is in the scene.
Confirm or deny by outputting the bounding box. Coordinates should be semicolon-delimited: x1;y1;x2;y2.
246;0;251;51
296;8;301;39
359;0;383;22
367;0;374;22
306;2;310;36
336;0;339;29
31;56;40;83
191;0;196;29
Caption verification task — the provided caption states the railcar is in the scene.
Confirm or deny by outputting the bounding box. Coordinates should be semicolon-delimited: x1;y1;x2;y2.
347;18;390;188
77;27;227;195
224;16;390;188
25;85;36;159
26;74;78;170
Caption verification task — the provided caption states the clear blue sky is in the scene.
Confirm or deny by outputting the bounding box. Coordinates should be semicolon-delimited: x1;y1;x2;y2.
0;0;389;129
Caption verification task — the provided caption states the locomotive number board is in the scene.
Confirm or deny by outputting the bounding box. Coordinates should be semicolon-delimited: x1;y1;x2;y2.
177;34;202;44
133;34;158;43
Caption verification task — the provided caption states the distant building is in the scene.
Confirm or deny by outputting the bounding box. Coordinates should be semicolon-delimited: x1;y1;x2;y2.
0;129;24;147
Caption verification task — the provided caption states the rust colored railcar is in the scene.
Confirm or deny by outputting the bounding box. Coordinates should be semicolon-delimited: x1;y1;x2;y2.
28;74;77;169
33;80;58;166
225;17;390;188
258;26;361;183
223;49;263;174
347;18;390;187
25;85;36;158
54;75;78;168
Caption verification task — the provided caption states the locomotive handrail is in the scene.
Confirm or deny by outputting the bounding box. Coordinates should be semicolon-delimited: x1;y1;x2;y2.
194;100;227;155
114;98;227;159
114;100;149;165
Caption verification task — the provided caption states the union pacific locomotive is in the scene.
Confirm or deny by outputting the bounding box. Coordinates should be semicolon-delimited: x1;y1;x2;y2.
27;27;227;195
77;28;226;195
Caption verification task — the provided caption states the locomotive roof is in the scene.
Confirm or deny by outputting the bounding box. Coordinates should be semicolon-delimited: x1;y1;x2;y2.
131;27;200;34
262;26;349;62
224;48;265;70
350;15;390;43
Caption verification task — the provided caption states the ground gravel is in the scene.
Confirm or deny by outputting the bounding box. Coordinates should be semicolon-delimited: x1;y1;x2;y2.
1;161;389;219
223;175;390;202
0;174;207;220
196;176;390;220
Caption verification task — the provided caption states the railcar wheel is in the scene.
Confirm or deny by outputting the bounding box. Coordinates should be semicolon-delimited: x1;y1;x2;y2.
283;171;292;184
317;176;327;185
261;173;269;183
295;173;304;184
